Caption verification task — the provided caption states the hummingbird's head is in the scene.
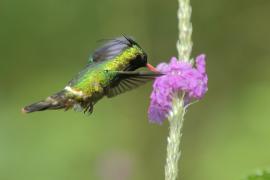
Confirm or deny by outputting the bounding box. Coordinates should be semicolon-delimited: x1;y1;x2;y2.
93;36;159;72
128;52;147;69
123;37;158;72
132;52;159;72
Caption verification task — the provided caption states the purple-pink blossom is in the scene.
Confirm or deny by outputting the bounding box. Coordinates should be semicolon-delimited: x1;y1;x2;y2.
148;54;208;124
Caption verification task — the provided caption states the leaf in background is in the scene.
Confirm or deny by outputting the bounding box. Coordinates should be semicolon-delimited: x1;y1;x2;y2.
245;170;270;180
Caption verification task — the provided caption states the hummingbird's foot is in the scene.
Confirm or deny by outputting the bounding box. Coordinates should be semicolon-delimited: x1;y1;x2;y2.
84;102;93;115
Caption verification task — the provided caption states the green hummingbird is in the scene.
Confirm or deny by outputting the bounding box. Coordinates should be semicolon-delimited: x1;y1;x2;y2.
22;36;160;114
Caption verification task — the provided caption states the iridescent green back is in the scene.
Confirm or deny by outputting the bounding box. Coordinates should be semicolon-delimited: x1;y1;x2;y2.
67;37;146;96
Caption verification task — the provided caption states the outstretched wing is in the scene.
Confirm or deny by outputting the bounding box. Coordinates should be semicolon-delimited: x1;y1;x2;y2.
89;36;137;63
69;36;139;86
105;71;162;98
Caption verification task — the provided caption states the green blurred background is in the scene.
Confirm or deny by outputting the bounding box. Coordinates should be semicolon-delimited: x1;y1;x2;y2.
1;0;270;179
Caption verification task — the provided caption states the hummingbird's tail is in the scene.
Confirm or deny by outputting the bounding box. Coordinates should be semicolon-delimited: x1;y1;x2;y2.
22;91;67;113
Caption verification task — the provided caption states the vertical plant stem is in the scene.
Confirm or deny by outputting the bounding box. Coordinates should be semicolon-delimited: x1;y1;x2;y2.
165;95;186;180
164;0;193;180
176;0;193;61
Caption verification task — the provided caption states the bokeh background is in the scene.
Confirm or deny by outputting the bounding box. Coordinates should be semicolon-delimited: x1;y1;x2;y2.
1;0;270;180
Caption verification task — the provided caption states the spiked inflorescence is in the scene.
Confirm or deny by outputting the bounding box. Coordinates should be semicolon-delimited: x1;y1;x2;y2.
148;54;208;124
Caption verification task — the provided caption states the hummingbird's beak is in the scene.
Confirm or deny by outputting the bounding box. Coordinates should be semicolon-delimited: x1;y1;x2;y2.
146;63;158;72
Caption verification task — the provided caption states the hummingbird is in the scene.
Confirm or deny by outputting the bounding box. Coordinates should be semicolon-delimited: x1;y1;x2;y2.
22;36;160;114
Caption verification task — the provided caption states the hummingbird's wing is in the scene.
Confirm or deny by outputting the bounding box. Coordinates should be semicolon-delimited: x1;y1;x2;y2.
90;36;136;63
69;36;138;86
105;71;162;98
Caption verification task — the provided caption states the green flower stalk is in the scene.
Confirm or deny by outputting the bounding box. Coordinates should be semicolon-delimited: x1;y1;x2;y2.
165;94;186;180
165;0;193;179
148;0;208;179
176;0;193;62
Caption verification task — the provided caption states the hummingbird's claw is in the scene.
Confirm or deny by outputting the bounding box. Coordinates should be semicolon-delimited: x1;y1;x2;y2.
84;102;93;115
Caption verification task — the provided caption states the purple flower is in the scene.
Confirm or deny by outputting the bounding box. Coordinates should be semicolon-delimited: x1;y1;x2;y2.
148;54;208;124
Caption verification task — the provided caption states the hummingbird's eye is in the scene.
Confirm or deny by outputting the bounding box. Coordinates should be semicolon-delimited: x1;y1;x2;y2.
138;54;147;67
143;54;148;64
128;53;148;71
138;54;147;66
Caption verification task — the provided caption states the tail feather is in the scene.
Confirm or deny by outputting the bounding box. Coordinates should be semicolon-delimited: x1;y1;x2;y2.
22;101;62;113
22;99;65;113
22;90;68;114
